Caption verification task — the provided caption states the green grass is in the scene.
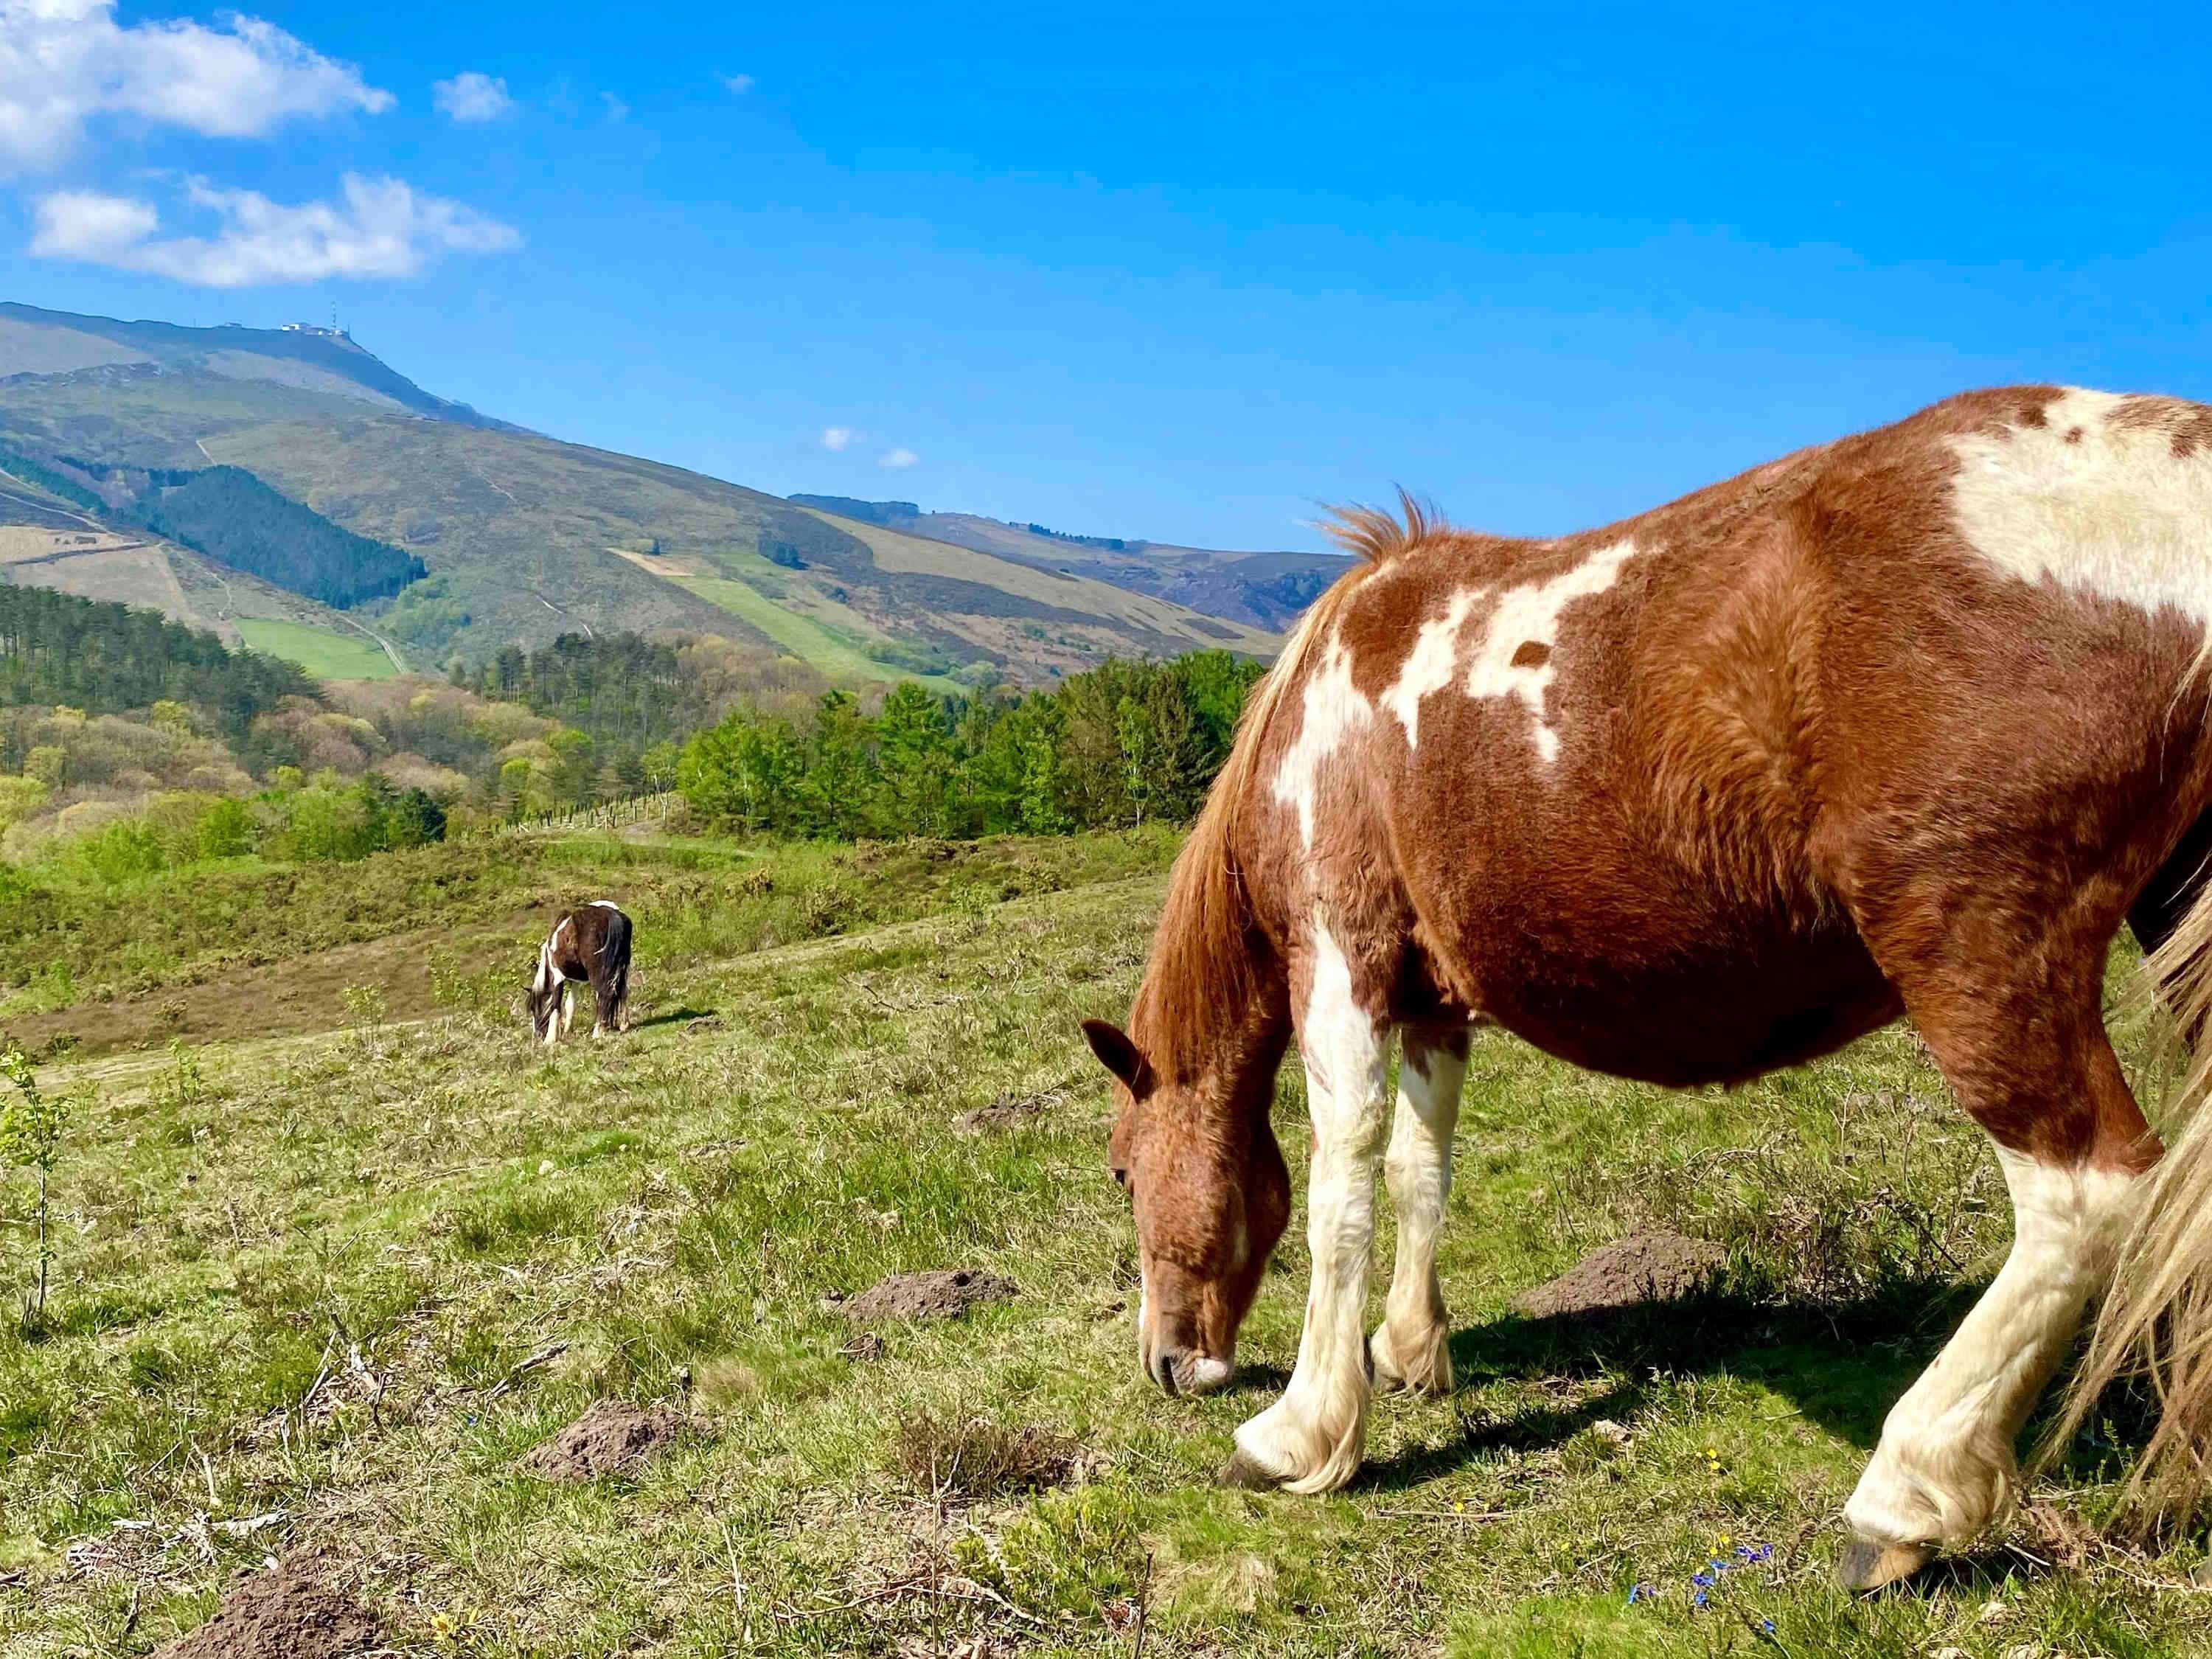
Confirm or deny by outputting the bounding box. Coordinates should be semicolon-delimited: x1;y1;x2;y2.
233;616;396;680
664;568;966;695
2;832;2210;1655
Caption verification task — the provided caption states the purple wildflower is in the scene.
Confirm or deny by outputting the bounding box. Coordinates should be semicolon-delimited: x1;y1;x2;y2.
1627;1582;1657;1605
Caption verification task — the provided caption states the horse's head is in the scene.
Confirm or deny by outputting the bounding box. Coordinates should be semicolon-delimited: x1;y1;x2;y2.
1082;1018;1289;1397
524;975;555;1040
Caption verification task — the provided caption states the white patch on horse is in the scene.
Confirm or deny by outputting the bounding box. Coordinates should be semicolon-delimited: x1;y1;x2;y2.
589;900;620;911
1380;588;1480;749
1951;388;2212;632
1844;1147;2143;1548
1461;537;1641;764
1231;915;1391;1492
1270;632;1373;849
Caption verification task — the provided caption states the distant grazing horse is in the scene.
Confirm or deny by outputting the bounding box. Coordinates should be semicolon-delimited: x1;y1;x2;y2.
528;901;633;1043
1082;387;2212;1587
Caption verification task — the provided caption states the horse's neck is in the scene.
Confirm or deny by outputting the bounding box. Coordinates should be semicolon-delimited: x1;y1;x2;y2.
1139;970;1291;1127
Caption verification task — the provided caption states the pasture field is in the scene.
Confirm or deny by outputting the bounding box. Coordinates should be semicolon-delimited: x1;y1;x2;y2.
3;829;2211;1655
232;616;399;681
653;565;967;697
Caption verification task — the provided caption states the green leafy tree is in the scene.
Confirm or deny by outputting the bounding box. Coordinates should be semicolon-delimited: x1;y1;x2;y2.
802;691;874;839
1;1039;72;1329
678;711;803;835
872;683;956;838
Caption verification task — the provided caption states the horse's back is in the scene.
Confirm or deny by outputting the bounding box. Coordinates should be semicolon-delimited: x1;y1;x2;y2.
1242;386;2212;1084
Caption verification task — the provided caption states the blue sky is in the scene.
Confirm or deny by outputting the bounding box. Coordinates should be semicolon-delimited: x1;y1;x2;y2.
2;4;2209;551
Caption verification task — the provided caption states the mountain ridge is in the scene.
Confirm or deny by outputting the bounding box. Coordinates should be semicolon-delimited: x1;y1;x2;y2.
0;302;1281;684
787;494;1346;631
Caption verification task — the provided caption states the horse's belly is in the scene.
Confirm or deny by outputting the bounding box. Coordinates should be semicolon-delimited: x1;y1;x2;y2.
1466;915;1899;1088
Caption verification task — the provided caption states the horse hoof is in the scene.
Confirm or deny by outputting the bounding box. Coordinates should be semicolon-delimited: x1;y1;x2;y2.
1835;1537;1930;1592
1220;1450;1283;1491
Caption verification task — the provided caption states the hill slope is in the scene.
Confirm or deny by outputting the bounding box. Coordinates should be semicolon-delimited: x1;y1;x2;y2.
790;495;1349;631
0;304;1280;683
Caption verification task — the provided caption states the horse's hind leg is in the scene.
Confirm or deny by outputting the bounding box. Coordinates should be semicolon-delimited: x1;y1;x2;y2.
1837;935;2155;1588
1371;1025;1468;1397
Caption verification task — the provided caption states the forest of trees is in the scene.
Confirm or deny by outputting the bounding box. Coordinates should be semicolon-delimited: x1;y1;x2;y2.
463;633;730;752
1;584;1272;884
0;586;313;759
133;467;425;608
674;650;1264;839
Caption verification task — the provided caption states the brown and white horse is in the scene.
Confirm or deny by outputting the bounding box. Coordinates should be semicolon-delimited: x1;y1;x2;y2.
1082;386;2212;1587
527;901;633;1043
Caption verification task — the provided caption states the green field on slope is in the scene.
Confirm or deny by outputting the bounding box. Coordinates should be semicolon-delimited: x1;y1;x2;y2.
2;829;2203;1656
666;567;967;695
234;616;397;679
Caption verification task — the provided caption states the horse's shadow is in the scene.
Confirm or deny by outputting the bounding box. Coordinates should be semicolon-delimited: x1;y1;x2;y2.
1354;1282;1985;1493
630;1006;718;1032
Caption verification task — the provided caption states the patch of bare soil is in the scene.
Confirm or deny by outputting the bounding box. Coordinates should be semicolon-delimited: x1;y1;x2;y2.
153;1559;383;1659
10;913;541;1059
1512;1231;1728;1320
835;1269;1017;1323
521;1399;684;1481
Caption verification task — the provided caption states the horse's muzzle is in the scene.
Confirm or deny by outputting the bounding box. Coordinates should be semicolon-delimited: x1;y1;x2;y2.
1151;1348;1234;1397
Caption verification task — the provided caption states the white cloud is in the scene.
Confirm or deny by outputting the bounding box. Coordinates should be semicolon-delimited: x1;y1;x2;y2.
820;426;856;451
31;173;519;287
433;71;514;124
720;72;755;94
0;0;390;174
879;448;919;469
600;91;630;122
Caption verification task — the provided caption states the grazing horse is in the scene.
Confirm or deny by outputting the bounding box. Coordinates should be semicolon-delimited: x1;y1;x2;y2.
527;901;633;1044
1081;386;2212;1588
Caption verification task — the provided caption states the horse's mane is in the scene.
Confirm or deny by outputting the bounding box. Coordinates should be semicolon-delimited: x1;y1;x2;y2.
1129;492;1436;1078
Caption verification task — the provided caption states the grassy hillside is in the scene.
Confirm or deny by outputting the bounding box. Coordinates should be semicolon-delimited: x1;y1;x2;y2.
232;617;397;681
0;305;1281;684
208;417;1276;681
1;829;2207;1655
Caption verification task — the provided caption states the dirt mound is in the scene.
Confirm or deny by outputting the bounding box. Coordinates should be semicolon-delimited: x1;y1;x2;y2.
1512;1231;1728;1320
837;1269;1016;1323
154;1561;382;1659
521;1399;684;1481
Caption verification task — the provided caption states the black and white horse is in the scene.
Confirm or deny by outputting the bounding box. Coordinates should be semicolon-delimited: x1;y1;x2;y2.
527;901;633;1043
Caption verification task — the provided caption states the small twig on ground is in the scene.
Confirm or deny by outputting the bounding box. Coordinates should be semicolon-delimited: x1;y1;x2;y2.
1131;1550;1153;1659
487;1341;569;1399
1371;1506;1514;1523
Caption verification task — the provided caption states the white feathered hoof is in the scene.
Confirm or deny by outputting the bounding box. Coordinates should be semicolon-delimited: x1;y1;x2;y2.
1370;1318;1453;1397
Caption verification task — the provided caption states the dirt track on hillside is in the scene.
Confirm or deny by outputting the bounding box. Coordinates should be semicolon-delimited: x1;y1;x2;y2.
6;914;540;1059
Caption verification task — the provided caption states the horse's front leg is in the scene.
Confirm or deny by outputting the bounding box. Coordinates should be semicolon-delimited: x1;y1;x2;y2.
1227;933;1392;1494
1372;1026;1468;1397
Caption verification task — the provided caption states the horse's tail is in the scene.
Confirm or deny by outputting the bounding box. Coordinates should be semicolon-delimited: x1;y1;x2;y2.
603;905;633;1020
2049;872;2212;1530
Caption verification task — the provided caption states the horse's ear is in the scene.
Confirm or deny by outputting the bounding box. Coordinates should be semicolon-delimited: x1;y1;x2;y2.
1081;1019;1153;1097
